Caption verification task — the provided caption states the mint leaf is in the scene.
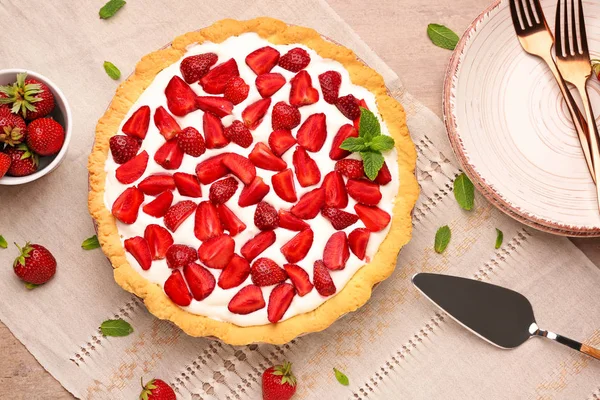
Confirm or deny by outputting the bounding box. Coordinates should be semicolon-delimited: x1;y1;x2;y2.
453;173;474;211
368;135;395;152
0;235;7;249
434;225;451;253
495;229;503;249
361;151;385;181
333;368;349;386
82;235;100;250
100;319;133;337
340;137;367;152
427;24;459;50
103;61;121;80
99;0;126;19
358;107;380;141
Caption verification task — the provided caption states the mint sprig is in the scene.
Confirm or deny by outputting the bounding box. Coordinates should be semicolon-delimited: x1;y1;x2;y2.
340;107;395;180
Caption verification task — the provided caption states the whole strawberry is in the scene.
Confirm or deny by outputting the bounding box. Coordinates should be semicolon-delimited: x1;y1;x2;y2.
0;108;26;146
262;361;297;400
0;152;11;178
13;242;56;286
139;378;176;400
26;118;65;156
5;144;38;176
0;73;55;120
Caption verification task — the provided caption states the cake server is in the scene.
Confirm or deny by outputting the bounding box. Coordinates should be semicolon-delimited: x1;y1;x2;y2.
412;273;600;360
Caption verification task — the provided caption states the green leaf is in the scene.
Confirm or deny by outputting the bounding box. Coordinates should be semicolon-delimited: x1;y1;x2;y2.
99;0;126;19
434;225;451;254
453;173;475;211
358;107;381;141
0;235;7;249
24;282;39;290
427;24;459;50
340;137;367;152
360;151;385;181
368;135;395;152
333;368;349;386
100;319;133;337
82;235;100;250
103;61;121;80
495;229;504;249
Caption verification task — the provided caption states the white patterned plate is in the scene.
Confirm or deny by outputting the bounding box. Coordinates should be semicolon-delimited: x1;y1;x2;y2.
444;0;600;236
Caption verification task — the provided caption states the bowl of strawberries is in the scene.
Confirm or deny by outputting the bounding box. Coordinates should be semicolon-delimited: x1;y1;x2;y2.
0;69;72;185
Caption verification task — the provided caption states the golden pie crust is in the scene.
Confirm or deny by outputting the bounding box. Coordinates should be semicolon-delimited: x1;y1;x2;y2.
88;17;419;345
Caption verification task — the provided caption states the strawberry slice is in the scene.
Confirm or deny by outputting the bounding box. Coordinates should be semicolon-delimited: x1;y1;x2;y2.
323;231;349;270
254;201;279;231
296;113;326;152
278;210;310;231
154;106;181;140
279;48;311;72
271;102;301;131
335;159;364;179
353;98;369;129
336;94;361;121
290;188;325;220
354;204;391;232
177;126;206;157
194;201;224;241
165;76;197;117
289;70;319;107
321;207;359;230
224;120;253;148
164;200;196;232
238;176;270;207
200;58;240;94
272;169;297;203
246;46;280;75
248;142;287;171
180;53;218;84
281;229;313;263
268;129;296;157
122;105;150;139
318;70;342;104
144;224;174;260
218;254;251;289
348;228;370;260
268;283;295;323
195;96;234;118
183;262;216;301
284;264;313;296
198;234;235;269
174;172;202;198
293;146;321;187
374;162;392;185
110;135;140;164
256;73;286;98
251;258;287;287
322;171;348;208
224;76;249;105
221;153;256;185
228;285;265;315
329;124;359;160
138;174;175;195
112;187;144;224
217;204;247;236
166;244;198;269
209;177;239;204
241;231;276;261
116;150;148;184
347;179;382;205
154;139;184;170
164;270;192;306
242;98;271;130
203;112;229;149
142;190;173;218
195;153;230;184
313;260;336;296
124;236;152;270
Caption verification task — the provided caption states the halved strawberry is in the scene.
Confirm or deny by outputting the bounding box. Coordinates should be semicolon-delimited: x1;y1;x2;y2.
354;204;391;232
228;285;265;315
144;224;174;260
254;201;279;231
122;105;150;139
289;70;319;107
194;201;223;241
347;179;382;205
321;207;359;230
224;120;253;148
251;258;287;287
323;231;349;270
124;236;152;270
246;46;280;75
183;262;216;300
177;126;206;157
109;135;140;164
209;177;239;204
335;94;361;120
272;169;297;203
374;162;392;185
348;228;370;260
238;176;270;207
284;264;313;296
329;124;358;160
318;70;342;104
174;172;202;198
154;139;184;170
116;150;148;184
271;102;300;131
218;254;251;289
278;210;310;231
290;188;325;220
166;244;198;269
249;142;287;171
198;234;235;269
293;146;321;187
278;48;310;72
203;112;229;149
281;229;313;263
268;283;295;323
296;113;326;152
217;204;247;236
142;190;173;218
256;73;286;98
223;76;249;105
195;96;234;117
322;171;347;208
353;98;369;129
222;153;256;185
154;106;181;140
164;270;192;306
195;153;230;184
268;131;294;158
164;200;196;232
313;260;336;296
200;58;240;94
112;187;144;224
242;98;271;130
241;231;276;261
138;174;175;195
165;76;197;117
180;53;218;84
335;159;364;179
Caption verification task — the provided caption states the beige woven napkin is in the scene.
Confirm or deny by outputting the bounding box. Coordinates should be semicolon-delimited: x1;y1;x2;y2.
0;0;599;399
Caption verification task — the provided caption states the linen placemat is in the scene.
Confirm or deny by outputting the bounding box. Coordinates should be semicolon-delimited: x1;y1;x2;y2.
0;0;599;398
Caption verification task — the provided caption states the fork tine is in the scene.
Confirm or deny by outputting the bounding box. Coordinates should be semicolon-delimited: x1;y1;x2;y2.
578;0;589;54
563;0;572;56
571;0;579;54
530;0;542;25
556;0;564;56
516;0;531;28
509;0;524;32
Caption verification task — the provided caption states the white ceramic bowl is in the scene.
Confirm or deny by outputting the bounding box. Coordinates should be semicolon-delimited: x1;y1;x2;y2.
0;69;72;185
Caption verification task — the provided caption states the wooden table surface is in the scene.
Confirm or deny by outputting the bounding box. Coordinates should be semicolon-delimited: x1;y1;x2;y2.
2;0;599;398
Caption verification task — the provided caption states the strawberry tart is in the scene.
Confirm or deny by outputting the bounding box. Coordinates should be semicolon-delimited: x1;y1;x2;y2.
88;18;418;344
